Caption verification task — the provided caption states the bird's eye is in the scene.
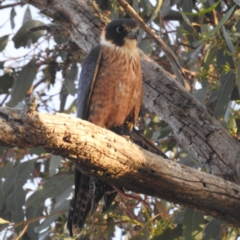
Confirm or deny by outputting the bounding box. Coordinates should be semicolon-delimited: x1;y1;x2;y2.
116;26;125;33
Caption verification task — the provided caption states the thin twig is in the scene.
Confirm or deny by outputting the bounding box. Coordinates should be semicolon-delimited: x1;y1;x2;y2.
155;133;175;144
0;209;68;232
113;187;151;210
0;2;25;9
0;93;9;106
16;223;29;240
93;220;130;226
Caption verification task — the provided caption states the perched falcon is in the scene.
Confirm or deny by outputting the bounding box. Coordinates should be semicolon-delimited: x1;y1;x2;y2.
67;18;142;236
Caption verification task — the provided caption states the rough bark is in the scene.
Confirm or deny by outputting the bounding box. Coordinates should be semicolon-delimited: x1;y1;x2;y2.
0;106;240;226
21;0;240;183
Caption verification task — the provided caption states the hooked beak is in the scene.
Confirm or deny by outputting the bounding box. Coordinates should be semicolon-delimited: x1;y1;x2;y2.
126;29;138;40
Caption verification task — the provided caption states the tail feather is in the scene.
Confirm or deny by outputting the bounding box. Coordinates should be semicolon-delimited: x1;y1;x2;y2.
75;172;91;232
67;170;117;237
91;179;118;213
67;170;91;236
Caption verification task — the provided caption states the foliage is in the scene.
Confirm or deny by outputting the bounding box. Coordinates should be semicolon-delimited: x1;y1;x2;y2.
0;0;240;239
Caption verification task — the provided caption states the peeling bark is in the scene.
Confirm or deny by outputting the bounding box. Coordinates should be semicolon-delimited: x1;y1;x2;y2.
0;107;240;226
21;0;240;183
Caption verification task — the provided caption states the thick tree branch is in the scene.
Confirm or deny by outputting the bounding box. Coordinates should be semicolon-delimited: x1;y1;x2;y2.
0;107;240;226
21;0;240;183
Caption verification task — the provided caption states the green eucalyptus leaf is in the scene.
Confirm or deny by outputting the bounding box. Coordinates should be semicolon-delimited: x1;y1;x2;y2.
236;59;240;99
6;160;34;229
2;164;16;198
26;205;43;239
10;7;16;29
139;38;152;54
7;59;36;107
0;35;9;52
0;73;14;94
178;0;196;44
132;0;139;13
49;155;62;177
179;152;198;168
202;46;218;69
23;6;32;24
12;20;44;49
59;84;67;112
180;11;192;26
183;208;204;240
180;0;193;23
216;47;234;72
26;173;73;207
0;163;13;210
196;5;236;46
29;146;45;156
222;26;235;55
227;227;238;239
203;219;221;240
173;209;184;224
153;224;183;240
35;188;72;233
140;0;152;16
184;0;221;16
0;61;4;69
64;63;78;96
208;71;234;119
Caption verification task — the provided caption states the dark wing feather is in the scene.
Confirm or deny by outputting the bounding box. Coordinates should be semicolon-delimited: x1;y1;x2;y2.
67;45;102;236
77;45;102;119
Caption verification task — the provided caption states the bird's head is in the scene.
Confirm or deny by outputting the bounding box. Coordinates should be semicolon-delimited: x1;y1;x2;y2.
100;18;139;51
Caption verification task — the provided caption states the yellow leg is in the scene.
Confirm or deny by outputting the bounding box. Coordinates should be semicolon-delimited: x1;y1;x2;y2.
126;121;134;131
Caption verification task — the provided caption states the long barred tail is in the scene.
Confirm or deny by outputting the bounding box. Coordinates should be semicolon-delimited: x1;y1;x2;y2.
67;170;91;236
67;169;117;237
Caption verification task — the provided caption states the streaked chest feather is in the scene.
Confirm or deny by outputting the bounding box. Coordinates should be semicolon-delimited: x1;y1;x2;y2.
88;45;142;127
99;46;141;85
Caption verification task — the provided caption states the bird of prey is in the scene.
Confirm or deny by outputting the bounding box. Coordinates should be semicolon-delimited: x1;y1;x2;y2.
67;18;142;237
